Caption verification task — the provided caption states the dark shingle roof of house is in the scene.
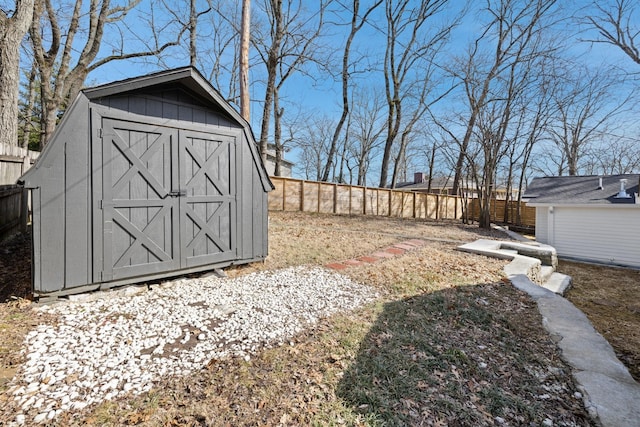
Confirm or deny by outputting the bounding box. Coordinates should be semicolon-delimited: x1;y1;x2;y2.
524;174;640;205
395;176;454;190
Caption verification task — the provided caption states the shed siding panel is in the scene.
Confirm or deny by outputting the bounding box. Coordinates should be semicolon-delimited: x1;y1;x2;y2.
240;137;253;260
535;208;548;244
252;169;266;258
38;144;66;292
63;104;91;287
553;207;640;267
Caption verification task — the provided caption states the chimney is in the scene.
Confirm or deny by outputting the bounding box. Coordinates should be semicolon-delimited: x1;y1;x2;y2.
598;176;603;190
615;178;631;198
414;172;425;184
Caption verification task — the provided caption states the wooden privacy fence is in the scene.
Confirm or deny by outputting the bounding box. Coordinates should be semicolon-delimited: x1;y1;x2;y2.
268;177;462;220
0;185;28;241
0;142;40;185
468;198;536;228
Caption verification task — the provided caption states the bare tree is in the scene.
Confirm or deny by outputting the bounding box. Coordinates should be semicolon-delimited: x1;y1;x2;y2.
549;64;631;175
197;3;242;105
449;0;559;200
511;68;555;225
320;0;381;182
163;0;212;67
290;113;335;180
585;0;640;65
588;135;640;174
252;0;328;169
0;0;34;147
440;0;561;228
18;58;39;149
349;86;386;186
29;0;187;146
378;0;454;188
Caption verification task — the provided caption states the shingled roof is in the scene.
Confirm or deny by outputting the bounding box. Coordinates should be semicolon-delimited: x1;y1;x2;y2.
524;174;640;205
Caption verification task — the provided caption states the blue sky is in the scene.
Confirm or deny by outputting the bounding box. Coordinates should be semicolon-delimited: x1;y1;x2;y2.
77;0;640;182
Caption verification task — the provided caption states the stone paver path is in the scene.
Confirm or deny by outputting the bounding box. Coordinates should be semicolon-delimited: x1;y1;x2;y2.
325;239;427;271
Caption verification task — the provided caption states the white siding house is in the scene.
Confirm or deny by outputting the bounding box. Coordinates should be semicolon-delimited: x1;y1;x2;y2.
524;175;640;268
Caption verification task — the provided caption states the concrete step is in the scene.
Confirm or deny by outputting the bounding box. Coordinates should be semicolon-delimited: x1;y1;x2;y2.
540;265;555;283
500;249;519;256
542;272;572;296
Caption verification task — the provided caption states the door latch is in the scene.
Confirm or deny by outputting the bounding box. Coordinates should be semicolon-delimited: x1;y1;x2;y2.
168;190;187;197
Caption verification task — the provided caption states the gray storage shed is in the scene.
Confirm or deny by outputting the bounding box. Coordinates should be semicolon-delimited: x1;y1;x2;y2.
20;67;273;297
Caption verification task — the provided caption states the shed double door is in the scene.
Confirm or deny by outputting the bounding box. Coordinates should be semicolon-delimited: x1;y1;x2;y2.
98;117;237;282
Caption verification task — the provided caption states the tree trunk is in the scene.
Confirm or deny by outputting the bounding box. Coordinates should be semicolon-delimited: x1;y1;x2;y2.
239;0;250;121
391;130;410;188
258;0;283;164
427;141;437;193
273;91;283;176
189;0;197;66
379;101;400;188
0;0;35;147
478;175;493;229
19;64;38;149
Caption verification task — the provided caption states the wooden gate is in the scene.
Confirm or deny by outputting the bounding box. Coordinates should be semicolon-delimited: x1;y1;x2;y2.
97;117;237;282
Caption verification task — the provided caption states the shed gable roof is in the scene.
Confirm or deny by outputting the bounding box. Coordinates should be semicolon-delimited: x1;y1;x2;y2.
22;67;274;191
524;175;640;205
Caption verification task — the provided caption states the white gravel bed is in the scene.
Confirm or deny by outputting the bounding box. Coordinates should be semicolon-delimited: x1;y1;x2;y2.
6;266;377;425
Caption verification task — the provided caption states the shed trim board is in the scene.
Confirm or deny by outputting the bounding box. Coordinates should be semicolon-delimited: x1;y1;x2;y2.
19;67;272;296
529;203;640;268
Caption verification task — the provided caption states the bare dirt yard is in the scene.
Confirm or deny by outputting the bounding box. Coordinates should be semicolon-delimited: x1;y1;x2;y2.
0;211;635;425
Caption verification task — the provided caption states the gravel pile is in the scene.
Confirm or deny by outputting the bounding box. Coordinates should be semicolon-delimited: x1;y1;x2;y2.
6;266;377;425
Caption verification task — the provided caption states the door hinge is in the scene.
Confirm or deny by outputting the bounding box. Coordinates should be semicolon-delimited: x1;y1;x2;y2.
98;200;103;209
98;128;103;138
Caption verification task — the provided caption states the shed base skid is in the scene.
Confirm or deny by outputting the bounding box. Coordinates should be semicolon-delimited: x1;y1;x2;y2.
33;258;263;302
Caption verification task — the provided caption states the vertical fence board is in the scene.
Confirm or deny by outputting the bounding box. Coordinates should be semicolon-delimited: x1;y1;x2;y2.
0;185;27;241
0;143;40;185
365;188;378;215
268;178;284;210
283;179;302;211
302;181;319;212
318;183;334;214
378;190;390;216
401;192;413;218
415;193;427;219
335;185;350;214
351;186;365;214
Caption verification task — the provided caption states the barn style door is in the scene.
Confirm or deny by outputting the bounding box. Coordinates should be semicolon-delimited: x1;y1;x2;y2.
98;118;237;282
180;130;236;267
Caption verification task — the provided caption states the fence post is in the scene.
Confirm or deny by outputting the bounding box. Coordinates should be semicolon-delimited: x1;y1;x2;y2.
412;192;416;218
454;196;458;219
300;180;305;212
281;178;287;211
20;187;28;232
363;187;367;215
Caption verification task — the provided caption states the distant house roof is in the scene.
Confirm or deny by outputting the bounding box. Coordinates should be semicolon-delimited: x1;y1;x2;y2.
395;176;454;191
524;174;640;205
